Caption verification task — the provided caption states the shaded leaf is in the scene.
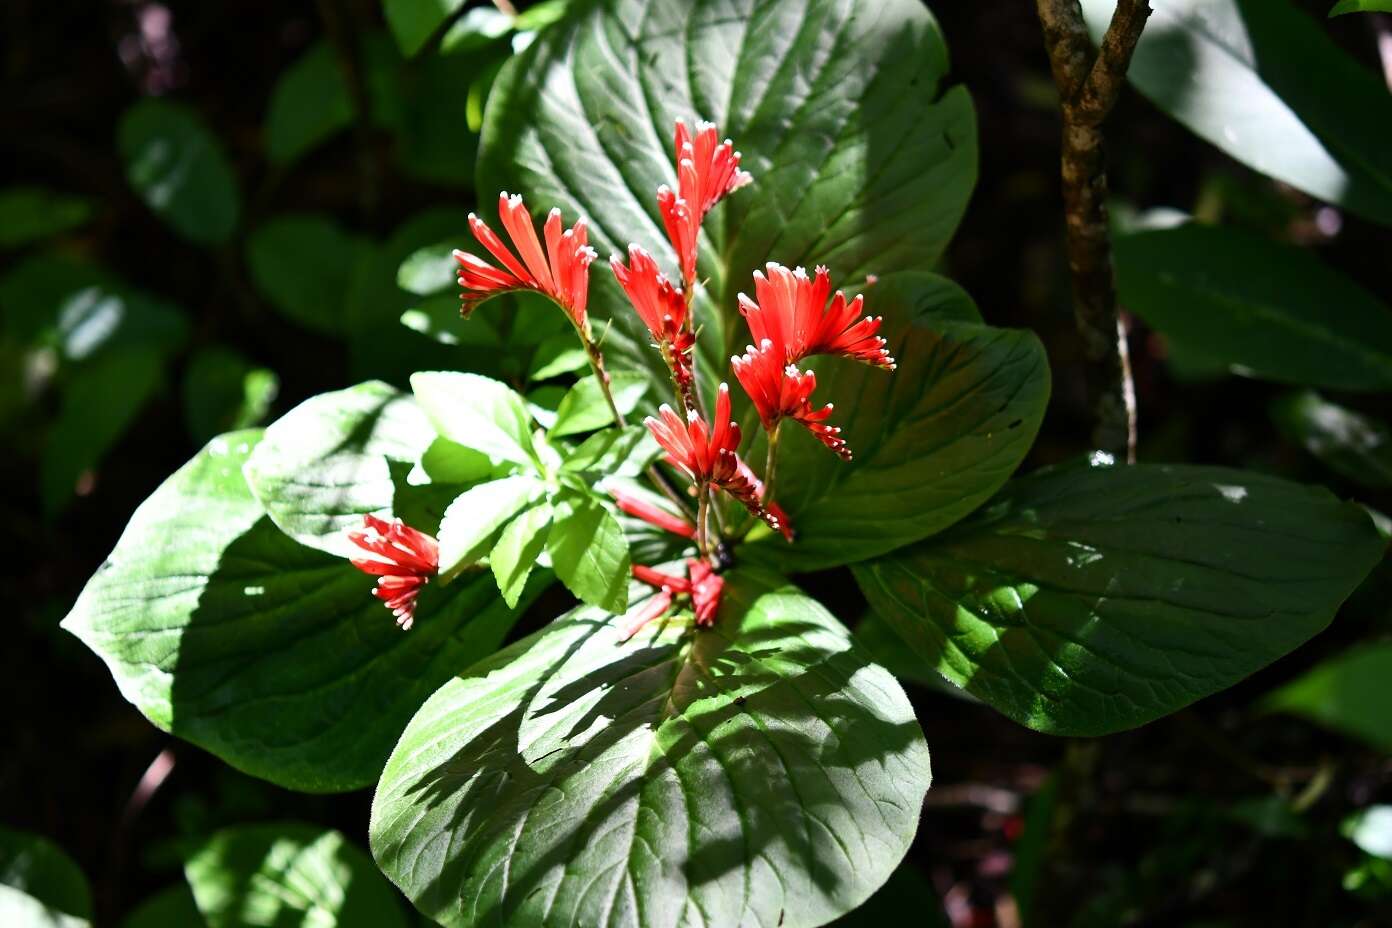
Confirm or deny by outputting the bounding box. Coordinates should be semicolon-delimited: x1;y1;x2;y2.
384;0;469;57
741;319;1050;572
854;460;1385;735
0;826;92;924
244;381;437;557
118;100;240;245
491;501;554;607
527;334;589;381
0;187;92;248
1265;642;1392;751
1080;0;1392;225
1271;390;1392;488
370;570;930;928
185;824;407;928
246;214;357;335
1115;224;1392;390
62;430;541;791
265;41;355;165
1331;0;1392;12
401;295;502;348
121;886;204;928
549;371;648;438
182;347;278;444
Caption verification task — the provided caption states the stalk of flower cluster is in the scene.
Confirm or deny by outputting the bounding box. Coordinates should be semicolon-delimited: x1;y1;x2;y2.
762;420;783;511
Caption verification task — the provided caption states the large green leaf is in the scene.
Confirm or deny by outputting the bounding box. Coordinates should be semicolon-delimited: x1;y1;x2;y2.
1264;642;1392;751
244;381;438;557
62;430;540;791
741;319;1050;572
853;460;1385;736
1080;0;1392;226
478;0;976;381
1271;390;1392;488
0;827;92;926
185;824;408;928
118;100;240;245
370;570;930;928
246;214;359;335
1114;224;1392;391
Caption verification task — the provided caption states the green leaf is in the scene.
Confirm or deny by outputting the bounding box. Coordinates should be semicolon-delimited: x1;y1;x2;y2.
397;240;466;296
265;41;355;165
419;436;494;484
478;0;976;384
122;886;204;928
401;295;502;348
1115;224;1392;390
549;371;648;438
854;460;1386;736
1271;390;1392;488
742;319;1050;572
182;347;278;444
62;430;541;791
870;271;982;325
559;425;659;477
0;187;92;248
436;474;546;577
440;6;515;55
491;501;554;607
0;826;93;924
383;0;468;56
829;863;949;927
547;487;630;612
118;99;240;245
0;887;88;928
186;824;408;928
1344;807;1392;860
244;381;437;557
246;214;357;335
1265;642;1392;751
370;570;930;928
527;334;589;382
411;371;537;467
0;255;187;362
43;349;163;516
1080;0;1392;226
1330;0;1392;16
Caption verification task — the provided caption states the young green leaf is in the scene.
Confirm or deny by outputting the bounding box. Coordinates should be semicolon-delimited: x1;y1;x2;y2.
1079;0;1392;226
185;824;408;928
1330;0;1392;12
548;371;648;437
546;488;630;612
526;333;589;381
478;0;976;384
559;425;659;477
370;570;930;928
118;99;240;245
411;371;538;467
61;430;541;791
1271;390;1392;488
0;826;93;926
490;501;554;607
436;475;546;578
741;319;1050;572
854;460;1386;736
0;186;92;248
1265;642;1392;751
1115;224;1392;391
244;381;437;557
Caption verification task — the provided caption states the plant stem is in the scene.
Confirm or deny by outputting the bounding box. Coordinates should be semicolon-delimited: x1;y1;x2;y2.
1035;0;1149;462
696;488;711;557
762;421;783;506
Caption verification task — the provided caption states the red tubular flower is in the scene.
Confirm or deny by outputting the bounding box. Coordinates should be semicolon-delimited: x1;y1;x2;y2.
454;192;597;328
611;488;696;539
731;340;852;461
657;119;753;287
610;245;694;384
737;263;895;370
675;119;753;218
623;558;724;637
348;514;439;630
644;383;780;531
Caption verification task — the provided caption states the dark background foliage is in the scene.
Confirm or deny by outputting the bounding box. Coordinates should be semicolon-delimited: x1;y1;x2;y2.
3;1;1390;925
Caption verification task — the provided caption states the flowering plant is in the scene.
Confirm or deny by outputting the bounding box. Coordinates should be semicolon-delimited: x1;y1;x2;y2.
60;0;1383;925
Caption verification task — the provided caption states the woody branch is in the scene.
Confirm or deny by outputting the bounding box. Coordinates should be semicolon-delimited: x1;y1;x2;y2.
1036;0;1150;462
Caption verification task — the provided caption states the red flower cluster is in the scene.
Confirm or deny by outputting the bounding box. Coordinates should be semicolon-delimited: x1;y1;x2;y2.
657;120;753;288
644;384;779;531
348;515;439;630
622;560;725;639
739;263;894;370
610;245;694;385
454;192;596;327
732;341;850;461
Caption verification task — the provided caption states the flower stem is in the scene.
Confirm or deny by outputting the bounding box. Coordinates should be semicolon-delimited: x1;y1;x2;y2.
696;488;711;557
763;421;783;507
581;329;625;427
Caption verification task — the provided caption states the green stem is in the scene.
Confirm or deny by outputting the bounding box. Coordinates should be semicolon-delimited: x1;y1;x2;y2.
696;488;711;557
763;421;783;507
